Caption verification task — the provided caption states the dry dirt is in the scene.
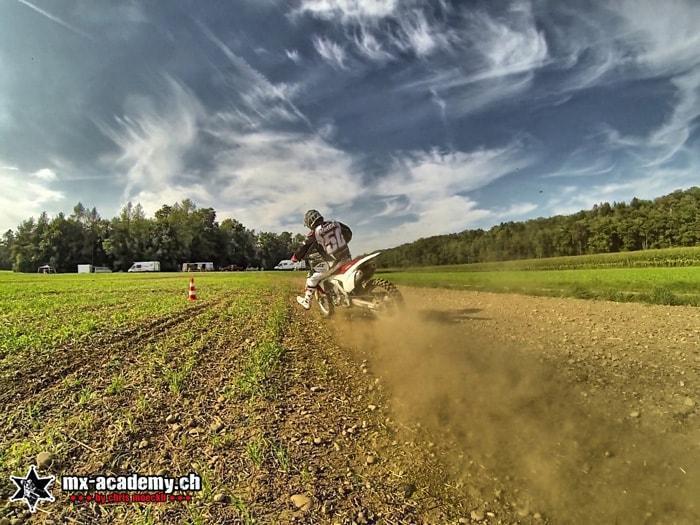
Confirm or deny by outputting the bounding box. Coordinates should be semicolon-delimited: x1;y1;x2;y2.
332;287;700;524
2;285;699;525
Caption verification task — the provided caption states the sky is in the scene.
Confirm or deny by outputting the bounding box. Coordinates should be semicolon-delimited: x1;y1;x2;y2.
0;0;699;252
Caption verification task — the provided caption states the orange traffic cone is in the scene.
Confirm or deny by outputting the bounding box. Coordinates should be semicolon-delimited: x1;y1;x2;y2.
187;277;197;301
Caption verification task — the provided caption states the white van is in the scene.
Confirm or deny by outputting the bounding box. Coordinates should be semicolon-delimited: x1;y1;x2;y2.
274;259;306;271
128;261;161;273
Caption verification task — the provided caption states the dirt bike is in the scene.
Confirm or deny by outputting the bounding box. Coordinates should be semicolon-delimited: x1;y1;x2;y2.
306;252;403;318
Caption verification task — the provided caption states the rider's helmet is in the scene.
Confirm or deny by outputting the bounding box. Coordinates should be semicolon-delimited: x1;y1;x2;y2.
304;209;324;229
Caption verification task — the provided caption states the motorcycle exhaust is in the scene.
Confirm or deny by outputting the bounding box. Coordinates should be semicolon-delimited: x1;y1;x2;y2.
351;298;379;310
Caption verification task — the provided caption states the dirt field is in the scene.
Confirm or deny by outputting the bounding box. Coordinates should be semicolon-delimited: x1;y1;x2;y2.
332;288;700;524
1;275;699;524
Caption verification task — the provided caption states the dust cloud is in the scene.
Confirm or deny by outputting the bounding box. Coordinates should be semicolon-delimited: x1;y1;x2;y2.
332;302;700;524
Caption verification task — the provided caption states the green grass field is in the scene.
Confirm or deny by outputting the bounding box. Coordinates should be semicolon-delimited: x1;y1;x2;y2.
381;266;700;306
382;245;700;272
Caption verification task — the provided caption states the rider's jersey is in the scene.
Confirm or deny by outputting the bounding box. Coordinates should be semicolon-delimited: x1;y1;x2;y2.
313;221;350;262
293;220;352;263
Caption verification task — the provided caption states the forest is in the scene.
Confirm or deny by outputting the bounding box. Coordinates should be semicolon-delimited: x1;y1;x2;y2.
379;187;700;268
0;200;304;272
1;187;699;272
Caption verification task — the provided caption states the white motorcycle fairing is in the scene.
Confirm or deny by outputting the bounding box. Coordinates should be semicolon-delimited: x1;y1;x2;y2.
327;252;381;294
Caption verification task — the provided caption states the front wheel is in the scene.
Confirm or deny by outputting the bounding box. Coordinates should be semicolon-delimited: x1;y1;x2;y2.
366;278;404;313
316;290;335;318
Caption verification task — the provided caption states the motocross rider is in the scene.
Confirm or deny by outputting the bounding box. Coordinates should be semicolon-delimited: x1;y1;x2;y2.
291;209;352;310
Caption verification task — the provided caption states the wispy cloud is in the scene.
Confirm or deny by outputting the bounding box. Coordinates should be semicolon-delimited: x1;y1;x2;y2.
16;0;93;40
312;35;348;69
364;144;533;247
285;48;301;63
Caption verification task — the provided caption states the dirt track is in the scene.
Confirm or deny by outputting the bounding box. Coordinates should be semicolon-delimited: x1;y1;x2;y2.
332;287;700;524
2;282;699;524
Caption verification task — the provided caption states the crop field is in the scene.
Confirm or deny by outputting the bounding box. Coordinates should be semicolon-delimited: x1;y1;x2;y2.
2;270;699;524
383;245;700;272
381;266;700;306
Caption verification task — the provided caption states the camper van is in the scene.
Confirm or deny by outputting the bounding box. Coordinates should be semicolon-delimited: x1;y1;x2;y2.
128;261;161;273
274;259;306;271
181;262;214;272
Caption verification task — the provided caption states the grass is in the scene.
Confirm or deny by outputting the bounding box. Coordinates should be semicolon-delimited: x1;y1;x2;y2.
381;266;700;306
381;245;700;273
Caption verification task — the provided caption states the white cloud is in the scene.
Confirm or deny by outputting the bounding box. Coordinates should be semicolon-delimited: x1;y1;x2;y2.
285;48;301;63
546;164;700;216
99;76;204;204
16;0;94;40
312;36;348;69
361;145;533;248
390;8;451;58
465;2;548;80
296;0;398;22
33;168;57;181
0;168;64;230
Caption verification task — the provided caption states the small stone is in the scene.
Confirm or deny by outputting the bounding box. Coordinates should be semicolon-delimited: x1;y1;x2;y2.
36;451;54;469
213;493;229;503
367;404;377;411
534;512;543;520
313;437;322;445
310;386;322;392
683;397;695;407
629;410;640;418
165;414;180;424
470;509;485;521
365;455;376;465
138;439;149;449
209;421;224;433
290;494;313;511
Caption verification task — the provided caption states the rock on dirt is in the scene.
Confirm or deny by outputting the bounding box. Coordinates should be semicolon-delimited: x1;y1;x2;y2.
36;451;54;469
213;493;229;503
470;509;485;521
290;493;313;511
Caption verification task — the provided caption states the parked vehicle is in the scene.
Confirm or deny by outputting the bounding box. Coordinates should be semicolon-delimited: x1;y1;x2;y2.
221;264;244;271
274;259;306;271
128;261;161;273
305;252;403;318
37;264;56;274
182;262;214;272
78;264;112;273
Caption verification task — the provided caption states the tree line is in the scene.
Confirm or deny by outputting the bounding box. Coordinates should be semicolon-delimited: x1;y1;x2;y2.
379;187;700;268
0;200;305;272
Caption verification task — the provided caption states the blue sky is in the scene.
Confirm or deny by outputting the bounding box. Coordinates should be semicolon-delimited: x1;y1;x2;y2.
0;0;698;252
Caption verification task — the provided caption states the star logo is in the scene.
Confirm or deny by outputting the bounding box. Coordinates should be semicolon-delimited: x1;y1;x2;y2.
10;465;55;513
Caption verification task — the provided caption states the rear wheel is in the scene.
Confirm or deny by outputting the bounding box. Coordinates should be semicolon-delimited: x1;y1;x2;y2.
316;290;335;318
366;278;404;313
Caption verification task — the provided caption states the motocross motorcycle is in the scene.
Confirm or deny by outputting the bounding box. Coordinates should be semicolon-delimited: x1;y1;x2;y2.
306;252;403;318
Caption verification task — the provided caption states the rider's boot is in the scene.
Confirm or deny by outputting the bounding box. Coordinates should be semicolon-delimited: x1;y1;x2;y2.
296;288;313;310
